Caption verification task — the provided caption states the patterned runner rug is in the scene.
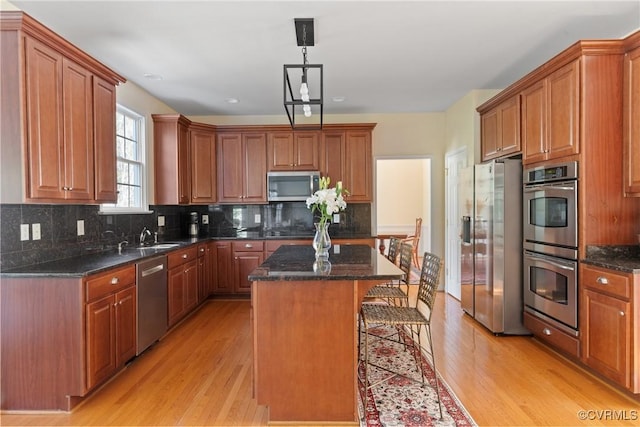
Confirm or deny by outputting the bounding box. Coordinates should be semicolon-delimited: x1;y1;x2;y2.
358;324;476;427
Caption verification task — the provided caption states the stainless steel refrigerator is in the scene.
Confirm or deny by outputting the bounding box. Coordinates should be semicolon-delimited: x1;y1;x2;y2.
459;158;528;335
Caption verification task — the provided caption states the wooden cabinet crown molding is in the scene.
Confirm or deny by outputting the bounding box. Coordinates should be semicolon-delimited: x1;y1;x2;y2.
212;122;377;133
477;39;625;114
624;29;640;51
0;11;126;86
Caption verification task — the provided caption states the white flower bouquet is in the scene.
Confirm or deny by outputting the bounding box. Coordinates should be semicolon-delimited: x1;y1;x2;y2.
305;177;348;227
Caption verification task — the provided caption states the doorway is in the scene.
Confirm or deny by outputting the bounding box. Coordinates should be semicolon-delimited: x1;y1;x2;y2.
375;157;431;257
444;147;467;300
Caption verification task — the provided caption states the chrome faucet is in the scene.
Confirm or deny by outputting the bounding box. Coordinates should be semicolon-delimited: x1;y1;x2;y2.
117;240;129;253
139;227;152;246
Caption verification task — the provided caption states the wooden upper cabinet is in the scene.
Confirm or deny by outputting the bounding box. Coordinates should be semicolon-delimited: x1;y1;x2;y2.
25;38;94;201
153;114;192;205
0;12;125;204
267;131;319;171
93;77;117;202
293;132;319;170
243;133;268;203
189;123;216;204
320;131;346;184
217;132;267;203
522;60;580;165
480;95;521;161
319;128;373;202
344;131;372;202
624;39;640;196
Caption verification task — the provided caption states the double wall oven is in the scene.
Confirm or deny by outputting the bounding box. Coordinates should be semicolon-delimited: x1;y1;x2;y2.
523;161;579;336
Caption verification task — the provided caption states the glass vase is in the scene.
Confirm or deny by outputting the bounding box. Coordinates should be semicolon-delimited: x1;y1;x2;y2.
312;222;331;259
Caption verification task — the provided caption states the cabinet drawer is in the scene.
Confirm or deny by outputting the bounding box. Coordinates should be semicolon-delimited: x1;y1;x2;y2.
197;243;207;257
167;246;198;268
86;265;135;302
581;264;630;300
232;241;264;252
524;311;580;359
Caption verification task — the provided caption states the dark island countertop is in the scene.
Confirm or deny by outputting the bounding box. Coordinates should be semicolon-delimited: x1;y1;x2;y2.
581;245;640;274
248;244;403;281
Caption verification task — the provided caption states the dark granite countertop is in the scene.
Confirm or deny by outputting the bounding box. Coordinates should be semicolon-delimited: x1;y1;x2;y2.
581;245;640;274
248;245;404;281
0;235;377;278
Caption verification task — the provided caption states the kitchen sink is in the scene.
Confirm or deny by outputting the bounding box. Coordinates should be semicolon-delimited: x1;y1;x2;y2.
151;243;181;249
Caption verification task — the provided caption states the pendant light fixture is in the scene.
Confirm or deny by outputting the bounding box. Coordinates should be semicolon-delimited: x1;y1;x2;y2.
284;18;323;129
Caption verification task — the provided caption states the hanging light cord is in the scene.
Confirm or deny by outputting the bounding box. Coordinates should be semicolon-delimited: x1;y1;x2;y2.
300;24;311;116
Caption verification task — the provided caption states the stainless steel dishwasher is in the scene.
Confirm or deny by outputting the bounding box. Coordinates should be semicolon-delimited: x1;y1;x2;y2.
136;255;168;355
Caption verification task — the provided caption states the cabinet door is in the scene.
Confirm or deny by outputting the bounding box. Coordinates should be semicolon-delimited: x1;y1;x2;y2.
546;60;580;160
93;77;117;202
177;122;191;204
25;37;65;200
582;288;631;388
344;130;372;202
190;128;216;203
168;265;186;327
320;132;345;183
499;96;521;156
184;259;199;312
234;252;264;294
217;133;244;202
294;132;320;170
86;294;116;390
243;133;267;203
624;47;640;195
115;286;136;366
521;80;546;164
267;132;294;171
62;58;93;201
213;241;233;294
481;108;500;161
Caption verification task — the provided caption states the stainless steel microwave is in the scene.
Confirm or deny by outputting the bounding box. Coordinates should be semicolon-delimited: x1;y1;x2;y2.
267;171;320;202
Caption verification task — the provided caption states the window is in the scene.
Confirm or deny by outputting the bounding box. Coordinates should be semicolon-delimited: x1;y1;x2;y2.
101;105;149;213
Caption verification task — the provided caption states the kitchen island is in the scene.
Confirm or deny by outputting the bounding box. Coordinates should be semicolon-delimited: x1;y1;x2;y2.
249;244;404;424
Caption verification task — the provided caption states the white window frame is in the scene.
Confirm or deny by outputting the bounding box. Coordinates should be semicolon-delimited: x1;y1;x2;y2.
100;105;151;214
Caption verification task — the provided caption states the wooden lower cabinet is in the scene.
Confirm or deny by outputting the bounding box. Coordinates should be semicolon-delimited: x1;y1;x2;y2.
167;246;199;327
233;241;264;294
580;264;639;393
86;285;136;390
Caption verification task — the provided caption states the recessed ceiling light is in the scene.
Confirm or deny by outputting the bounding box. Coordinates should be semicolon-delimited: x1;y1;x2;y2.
225;98;239;104
143;73;163;81
332;96;346;103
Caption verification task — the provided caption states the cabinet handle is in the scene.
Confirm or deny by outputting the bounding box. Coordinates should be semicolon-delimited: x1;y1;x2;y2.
182;254;188;259
542;328;551;336
113;303;117;307
68;187;73;191
620;311;625;317
245;244;253;248
596;276;609;285
111;277;119;285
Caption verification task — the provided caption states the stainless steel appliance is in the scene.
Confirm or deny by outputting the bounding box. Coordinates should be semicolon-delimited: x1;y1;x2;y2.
523;161;578;259
267;171;320;201
459;159;528;335
187;212;199;237
523;250;578;332
136;255;168;355
522;161;579;335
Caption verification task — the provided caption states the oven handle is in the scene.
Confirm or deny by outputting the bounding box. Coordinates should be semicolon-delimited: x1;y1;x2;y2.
524;184;575;192
524;250;576;271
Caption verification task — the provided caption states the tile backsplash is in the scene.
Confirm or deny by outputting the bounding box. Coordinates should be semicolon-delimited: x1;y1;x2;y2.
0;202;371;271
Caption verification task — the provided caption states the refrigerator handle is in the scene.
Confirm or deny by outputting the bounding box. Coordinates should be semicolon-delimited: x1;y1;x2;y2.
462;216;472;243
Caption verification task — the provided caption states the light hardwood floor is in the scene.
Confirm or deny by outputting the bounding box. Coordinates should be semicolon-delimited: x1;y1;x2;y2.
2;294;639;426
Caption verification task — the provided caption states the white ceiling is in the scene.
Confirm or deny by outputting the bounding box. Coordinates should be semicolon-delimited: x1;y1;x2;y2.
8;1;640;116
